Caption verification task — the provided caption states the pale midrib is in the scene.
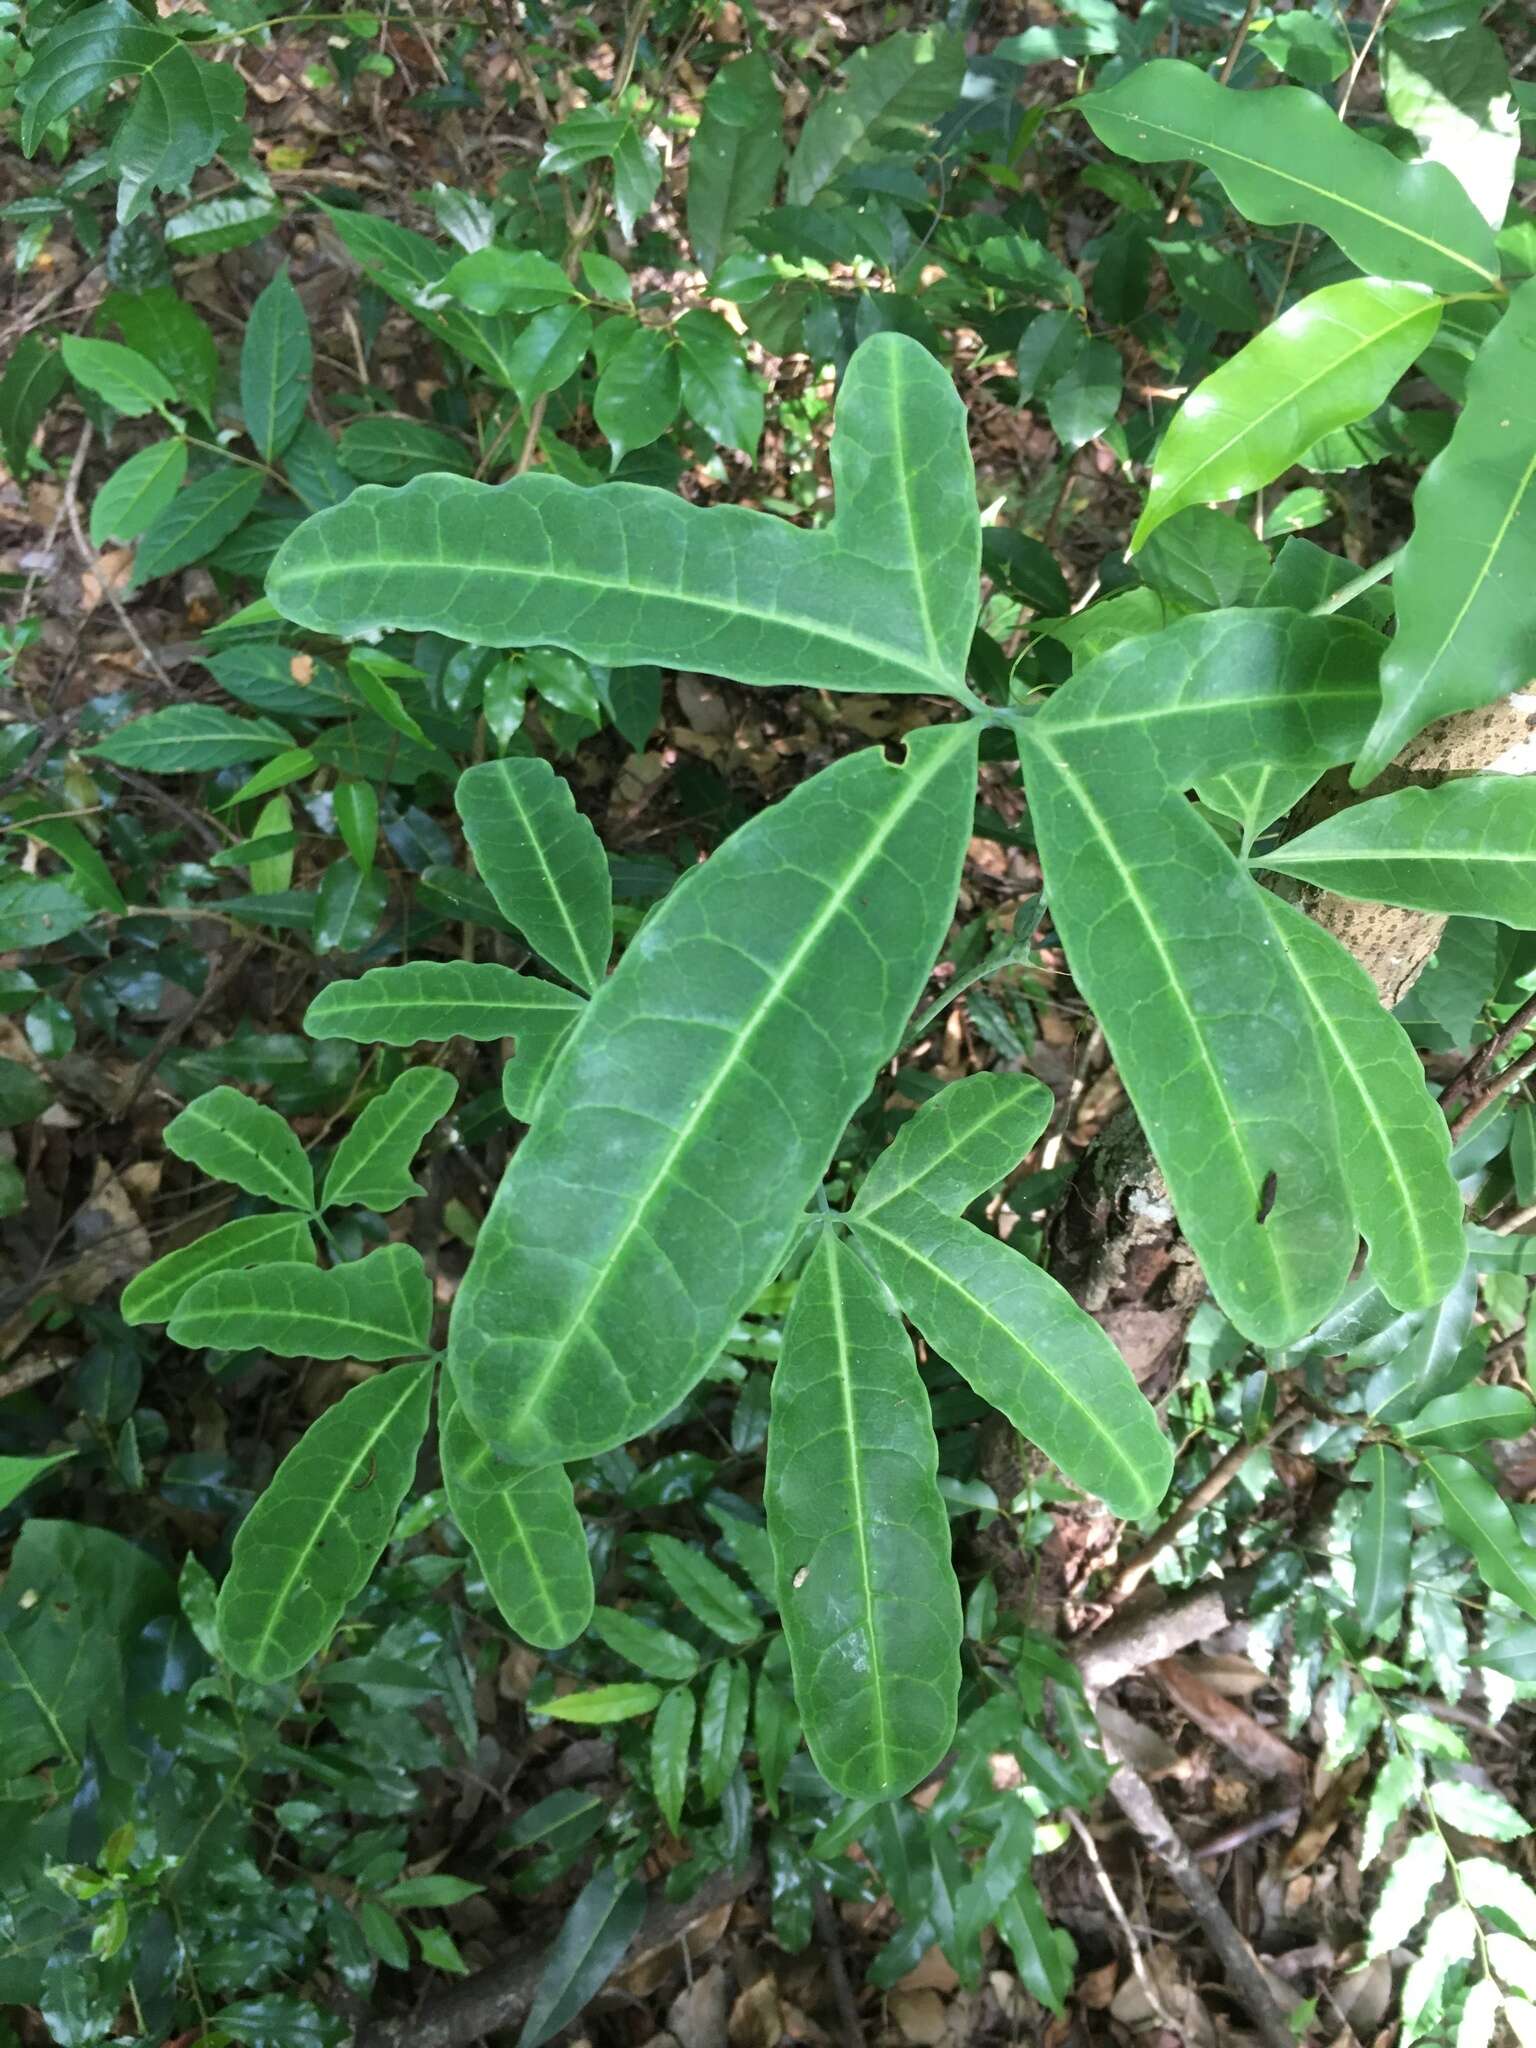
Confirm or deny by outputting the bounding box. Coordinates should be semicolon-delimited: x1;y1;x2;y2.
1113;110;1497;285
505;775;601;989
299;552;947;692
825;1244;893;1780
1430;1461;1531;1587
855;1208;1143;1504
1031;735;1297;1327
326;1105;427;1201
1404;440;1536;693
186;1114;310;1209
1359;1449;1394;1618
888;362;943;676
248;1367;427;1673
858;1103;1024;1216
1274;844;1533;867
1038;680;1373;743
507;731;969;1427
463;1439;566;1644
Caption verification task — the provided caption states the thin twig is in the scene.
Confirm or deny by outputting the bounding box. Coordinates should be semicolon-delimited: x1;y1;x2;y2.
1440;989;1536;1118
115;938;260;1116
60;425;182;702
1066;1810;1179;2030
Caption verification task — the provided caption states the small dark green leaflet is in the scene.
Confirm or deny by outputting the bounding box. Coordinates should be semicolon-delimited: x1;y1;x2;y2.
1352;1443;1412;1641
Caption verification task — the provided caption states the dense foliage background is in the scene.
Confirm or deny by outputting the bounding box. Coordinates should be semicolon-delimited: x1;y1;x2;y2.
1;1;1534;2044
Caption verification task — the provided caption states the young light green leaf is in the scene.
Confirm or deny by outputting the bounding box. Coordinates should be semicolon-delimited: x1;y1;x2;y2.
121;1211;315;1327
240;267;312;461
1258;894;1464;1312
216;1357;433;1680
456;760;612;994
450;725;977;1464
852;1190;1171;1519
1359;281;1536;782
1366;1831;1447;1957
517;1867;646;2048
765;1231;960;1800
90;437;188;546
688;52;784;275
1133;280;1443;550
1402;1385;1535;1453
61;335;175;417
1457;1978;1502;2048
1353;1443;1412;1642
650;1533;759;1645
439;1385;592;1649
169;1244;432;1361
1080;59;1499;292
541;1685;661;1724
1382;26;1518;229
1427;1453;1536;1619
858;1070;1052;1218
1265;778;1536;926
0;1451;75;1515
164;1084;314;1209
786;29;965;206
91;703;293;772
1361;1749;1421;1866
697;1658;751;1802
1462;1857;1536;1938
650;1687;694;1835
321;1067;457;1212
268;333;981;701
1429;1777;1531;1842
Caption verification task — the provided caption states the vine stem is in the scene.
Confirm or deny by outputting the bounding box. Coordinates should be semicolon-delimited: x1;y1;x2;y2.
1308;545;1404;615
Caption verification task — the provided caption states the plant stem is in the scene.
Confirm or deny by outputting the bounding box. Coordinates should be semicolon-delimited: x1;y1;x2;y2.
1309;545;1404;615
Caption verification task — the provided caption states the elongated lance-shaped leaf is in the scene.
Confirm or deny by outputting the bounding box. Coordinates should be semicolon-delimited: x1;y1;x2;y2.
456;760;613;994
1133;280;1443;550
1359;280;1536;783
164;1084;314;1210
764;1231;960;1800
686;51;783;274
306;960;584;1065
1267;777;1536;926
121;1212;315;1327
169;1243;432;1360
216;1357;434;1680
321;1066;458;1212
851;1191;1171;1519
857;1071;1052;1217
449;723;979;1465
1080;60;1498;293
240;267;311;462
1258;894;1464;1311
1353;1442;1412;1640
1426;1452;1536;1619
267;334;980;700
439;1382;592;1649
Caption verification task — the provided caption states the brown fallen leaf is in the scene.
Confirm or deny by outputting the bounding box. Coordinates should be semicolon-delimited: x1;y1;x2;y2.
889;1987;947;2045
1153;1658;1305;1785
1283;1756;1370;1875
728;1973;783;2048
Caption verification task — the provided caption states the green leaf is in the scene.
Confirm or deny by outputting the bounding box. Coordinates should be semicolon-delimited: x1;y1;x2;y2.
689;53;784;275
1358;282;1536;782
1257;894;1464;1312
1046;338;1121;451
91;703;293;772
121;1211;315;1326
697;1657;750;1802
164;1084;314;1209
650;1533;759;1645
0;333;66;479
506;304;593;408
60;335;174;417
334;781;379;876
321;1067;457;1212
0;1452;75;1515
786;29;965;206
764;1230;959;1799
1429;1777;1531;1842
1366;1831;1447;1957
1080;59;1499;293
853;1190;1170;1519
1462;1857;1536;1938
439;1384;592;1649
379;1875;484;1909
456;760;612;994
268;332;981;701
1139;506;1270;614
1382;25;1518;229
1353;1444;1412;1641
1401;1385;1536;1453
133;466;263;584
1265;778;1536;926
240;268;312;461
593;325;680;465
89;437;187;546
1017;310;1084;400
1133;280;1443;550
163;193;281;259
541;1685;661;1724
650;1687;694;1834
338;418;472;485
676;310;763;460
103;286;218;420
588;1606;699;1682
447;724;977;1464
313;856;387;954
0;874;96;948
859;1071;1051;1217
215;1357;433;1680
1427;1452;1536;1618
518;1867;646;2048
169;1244;432;1361
1362;1750;1422;1865
440;247;575;315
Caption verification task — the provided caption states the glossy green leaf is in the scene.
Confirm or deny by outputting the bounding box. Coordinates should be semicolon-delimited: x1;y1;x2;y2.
676;310;763;459
1353;1443;1412;1641
1401;1384;1536;1453
61;335;174;417
92;703;292;772
313;857;387;955
594;325;680;465
506;304;593;407
1382;26;1518;229
321;1066;457;1212
89;437;188;545
215;1357;433;1680
439;1384;592;1649
1081;59;1499;292
456;760;612;994
164;1084;314;1209
240;268;312;461
858;1071;1050;1218
0;333;66;478
697;1658;751;1802
541;1685;660;1724
588;1606;699;1682
786;29;965;206
163;194;281;259
650;1687;694;1834
1133;280;1443;549
267;333;981;701
1427;1452;1536;1618
1358;281;1536;782
133;466;262;585
333;780;378;876
169;1244;432;1361
447;723;977;1464
1266;777;1536;925
1258;894;1464;1311
688;52;784;275
0;1452;74;1514
1046;339;1121;451
853;1190;1170;1518
518;1867;646;2048
120;1211;315;1326
765;1230;959;1799
440;247;575;315
1139;505;1270;613
650;1533;759;1646
338;418;471;485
